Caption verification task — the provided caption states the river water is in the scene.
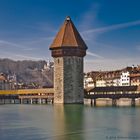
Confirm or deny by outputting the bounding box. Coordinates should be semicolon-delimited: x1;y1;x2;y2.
0;105;140;140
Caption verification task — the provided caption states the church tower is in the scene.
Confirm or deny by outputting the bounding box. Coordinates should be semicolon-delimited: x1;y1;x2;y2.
49;16;87;103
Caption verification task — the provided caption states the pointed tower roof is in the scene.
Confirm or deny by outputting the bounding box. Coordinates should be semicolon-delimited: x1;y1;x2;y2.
50;16;87;50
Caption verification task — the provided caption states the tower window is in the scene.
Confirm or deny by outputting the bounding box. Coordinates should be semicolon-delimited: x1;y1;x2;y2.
58;59;59;63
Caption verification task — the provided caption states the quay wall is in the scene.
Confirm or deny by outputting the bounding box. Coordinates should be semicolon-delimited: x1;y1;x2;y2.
84;98;140;106
95;98;112;106
135;98;140;106
116;98;132;106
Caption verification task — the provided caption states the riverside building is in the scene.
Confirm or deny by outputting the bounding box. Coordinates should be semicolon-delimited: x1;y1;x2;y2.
86;66;140;88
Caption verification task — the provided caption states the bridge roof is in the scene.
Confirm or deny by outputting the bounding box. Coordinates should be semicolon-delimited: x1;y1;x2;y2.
0;88;54;95
87;86;140;92
49;16;87;50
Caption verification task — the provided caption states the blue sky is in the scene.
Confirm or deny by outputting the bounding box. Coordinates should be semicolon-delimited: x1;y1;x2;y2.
0;0;140;72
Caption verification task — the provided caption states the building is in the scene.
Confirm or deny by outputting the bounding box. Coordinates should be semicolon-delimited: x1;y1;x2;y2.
84;75;94;88
43;59;52;70
88;67;134;87
0;73;18;90
130;74;140;86
0;74;6;90
49;16;87;103
94;71;121;87
96;79;106;87
129;66;140;86
119;71;130;86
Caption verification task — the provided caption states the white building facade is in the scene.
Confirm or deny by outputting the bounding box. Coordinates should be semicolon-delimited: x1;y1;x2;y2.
119;71;130;86
84;75;94;88
96;80;106;87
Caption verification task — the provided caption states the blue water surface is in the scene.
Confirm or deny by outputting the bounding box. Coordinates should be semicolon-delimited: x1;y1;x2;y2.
0;105;140;140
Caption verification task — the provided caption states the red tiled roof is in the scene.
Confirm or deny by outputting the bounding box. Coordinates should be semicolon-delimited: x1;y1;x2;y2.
0;75;6;81
130;74;140;77
50;16;87;50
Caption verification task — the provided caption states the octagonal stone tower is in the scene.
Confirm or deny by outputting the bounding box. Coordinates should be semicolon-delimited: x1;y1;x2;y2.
49;16;88;104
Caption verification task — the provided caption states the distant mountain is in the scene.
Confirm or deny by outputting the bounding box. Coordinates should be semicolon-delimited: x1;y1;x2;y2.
0;58;53;87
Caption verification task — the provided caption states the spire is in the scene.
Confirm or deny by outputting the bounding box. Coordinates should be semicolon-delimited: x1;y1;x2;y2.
66;16;71;21
50;16;87;50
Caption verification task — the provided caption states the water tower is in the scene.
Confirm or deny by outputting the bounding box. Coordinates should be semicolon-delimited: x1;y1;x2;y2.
49;17;88;103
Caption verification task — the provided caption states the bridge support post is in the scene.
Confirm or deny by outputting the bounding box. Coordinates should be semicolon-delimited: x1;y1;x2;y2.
20;98;23;104
30;99;33;104
131;98;135;107
38;98;42;104
52;99;54;104
90;99;93;106
45;99;48;104
12;99;16;104
12;99;15;104
94;99;96;106
9;99;11;104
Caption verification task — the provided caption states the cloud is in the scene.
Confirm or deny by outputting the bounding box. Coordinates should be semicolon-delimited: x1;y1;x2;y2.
0;37;53;52
0;49;47;60
22;48;36;51
25;22;57;33
0;39;37;51
0;40;25;49
79;3;100;41
0;39;52;60
80;3;100;30
136;45;140;51
14;54;44;60
82;20;140;34
21;36;53;46
87;51;104;59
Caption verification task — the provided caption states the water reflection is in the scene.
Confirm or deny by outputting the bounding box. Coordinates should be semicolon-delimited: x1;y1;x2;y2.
0;105;140;140
53;104;84;140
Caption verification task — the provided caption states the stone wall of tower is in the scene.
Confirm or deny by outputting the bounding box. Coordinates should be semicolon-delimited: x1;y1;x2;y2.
63;56;84;103
54;56;84;104
54;57;64;103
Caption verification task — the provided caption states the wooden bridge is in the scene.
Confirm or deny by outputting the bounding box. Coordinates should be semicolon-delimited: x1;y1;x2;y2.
1;86;140;106
0;88;54;104
84;86;140;106
85;85;140;98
